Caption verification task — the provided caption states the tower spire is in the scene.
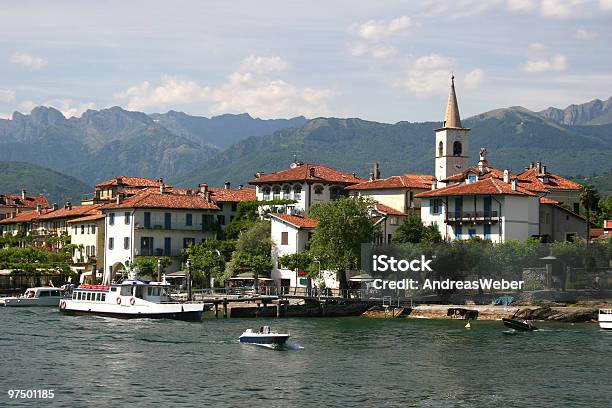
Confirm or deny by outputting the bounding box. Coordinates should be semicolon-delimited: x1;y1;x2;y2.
443;75;461;128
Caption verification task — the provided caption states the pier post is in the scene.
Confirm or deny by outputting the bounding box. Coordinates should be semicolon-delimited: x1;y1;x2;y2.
215;302;219;318
186;259;192;301
276;303;280;318
223;298;228;318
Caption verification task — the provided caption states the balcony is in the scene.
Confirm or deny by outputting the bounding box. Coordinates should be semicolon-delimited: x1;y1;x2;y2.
446;210;499;223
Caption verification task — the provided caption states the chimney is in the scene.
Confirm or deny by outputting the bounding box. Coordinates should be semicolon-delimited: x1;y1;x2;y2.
116;194;123;204
238;184;243;190
503;169;510;183
21;189;27;200
254;171;265;179
373;163;380;180
511;179;517;191
199;183;208;194
224;181;231;190
159;184;165;194
529;162;534;169
64;201;72;210
535;161;542;173
431;180;437;190
36;204;42;214
309;167;316;177
52;203;58;211
116;177;123;186
541;165;547;175
369;172;375;182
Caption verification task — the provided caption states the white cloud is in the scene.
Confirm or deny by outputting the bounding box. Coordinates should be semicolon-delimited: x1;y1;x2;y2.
394;54;455;96
115;56;334;118
506;0;536;12
9;51;47;70
0;89;16;102
0;113;11;120
520;54;568;72
540;0;584;18
354;16;417;41
17;99;95;117
237;56;289;73
574;28;599;40
463;69;485;89
349;43;398;59
599;0;612;9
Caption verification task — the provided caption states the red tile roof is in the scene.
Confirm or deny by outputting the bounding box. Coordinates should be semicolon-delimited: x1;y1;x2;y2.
416;178;537;198
539;197;559;205
103;191;219;210
95;176;167;188
270;213;318;229
346;173;435;190
1;194;50;208
372;203;405;216
518;168;581;191
66;212;105;223
604;220;612;230
37;204;106;220
209;187;257;202
442;166;508;183
249;163;365;185
0;209;54;224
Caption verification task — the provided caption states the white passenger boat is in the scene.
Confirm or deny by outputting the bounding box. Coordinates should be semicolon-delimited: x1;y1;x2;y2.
59;280;210;321
599;309;612;330
239;326;290;346
0;287;66;307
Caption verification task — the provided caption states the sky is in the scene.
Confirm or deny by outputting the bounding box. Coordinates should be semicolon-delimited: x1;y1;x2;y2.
0;0;611;123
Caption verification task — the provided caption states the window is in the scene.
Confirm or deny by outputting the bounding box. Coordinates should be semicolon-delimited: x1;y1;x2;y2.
183;237;195;248
231;202;237;212
108;237;114;250
438;141;444;156
202;214;214;226
281;231;289;245
81;225;85;234
144;212;151;228
468;175;477;183
273;186;281;200
314;185;324;195
283;185;291;198
330;187;343;200
573;203;580;214
39;291;49;297
120;286;132;296
164;237;171;256
453;141;462;156
91;245;95;255
140;237;154;256
164;212;172;229
468;228;476;238
387;234;393;243
72;292;76;300
73;226;78;235
125;212;131;224
455;223;462;239
293;185;302;200
484;224;491;240
109;213;115;225
124;237;130;250
101;293;106;302
389;216;399;226
186;213;193;226
262;187;270;200
217;215;226;225
91;224;96;233
430;199;442;215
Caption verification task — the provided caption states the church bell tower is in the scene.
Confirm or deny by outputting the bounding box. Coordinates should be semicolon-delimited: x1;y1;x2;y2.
435;76;470;184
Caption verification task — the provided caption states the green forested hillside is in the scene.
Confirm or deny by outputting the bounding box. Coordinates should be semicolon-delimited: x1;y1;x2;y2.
177;107;612;187
0;162;92;204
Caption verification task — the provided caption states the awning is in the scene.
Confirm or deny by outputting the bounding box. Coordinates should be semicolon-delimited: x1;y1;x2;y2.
349;274;374;282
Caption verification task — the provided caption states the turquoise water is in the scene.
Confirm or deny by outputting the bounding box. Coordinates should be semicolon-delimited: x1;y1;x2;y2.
0;308;610;407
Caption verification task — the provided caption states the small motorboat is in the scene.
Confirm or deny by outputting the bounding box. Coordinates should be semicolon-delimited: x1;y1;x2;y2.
0;287;66;307
239;326;290;346
502;317;538;331
598;309;612;330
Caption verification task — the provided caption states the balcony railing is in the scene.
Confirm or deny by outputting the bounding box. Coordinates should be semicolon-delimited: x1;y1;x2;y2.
446;210;499;223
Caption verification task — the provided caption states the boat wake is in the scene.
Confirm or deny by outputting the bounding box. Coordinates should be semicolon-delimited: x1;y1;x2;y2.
240;340;303;351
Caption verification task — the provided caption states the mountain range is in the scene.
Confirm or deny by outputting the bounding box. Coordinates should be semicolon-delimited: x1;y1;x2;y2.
1;97;611;198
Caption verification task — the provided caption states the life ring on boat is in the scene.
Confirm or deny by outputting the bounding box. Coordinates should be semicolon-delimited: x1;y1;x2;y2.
59;300;66;309
130;297;136;306
116;297;121;305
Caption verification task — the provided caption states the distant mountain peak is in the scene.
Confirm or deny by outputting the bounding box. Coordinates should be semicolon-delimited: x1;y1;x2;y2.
538;96;612;126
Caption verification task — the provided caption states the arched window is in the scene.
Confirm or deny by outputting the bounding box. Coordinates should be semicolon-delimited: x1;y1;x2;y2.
293;184;302;200
453;141;462;156
282;185;291;198
438;141;443;156
262;187;270;200
272;186;281;200
314;185;324;195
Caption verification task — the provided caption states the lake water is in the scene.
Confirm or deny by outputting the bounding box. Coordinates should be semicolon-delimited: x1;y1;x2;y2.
0;308;610;407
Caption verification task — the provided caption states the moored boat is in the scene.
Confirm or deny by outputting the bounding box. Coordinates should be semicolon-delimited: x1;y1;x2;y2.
502;317;538;331
599;309;612;330
0;287;66;307
239;326;290;345
59;280;210;320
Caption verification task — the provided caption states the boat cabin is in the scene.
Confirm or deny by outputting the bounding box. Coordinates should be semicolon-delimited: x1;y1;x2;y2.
24;287;63;299
72;281;173;303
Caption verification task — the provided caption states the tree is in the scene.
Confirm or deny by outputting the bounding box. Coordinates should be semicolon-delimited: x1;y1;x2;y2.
227;221;275;290
132;256;171;279
596;196;612;227
392;213;425;243
278;251;315;292
579;184;600;241
183;241;227;287
308;197;376;295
